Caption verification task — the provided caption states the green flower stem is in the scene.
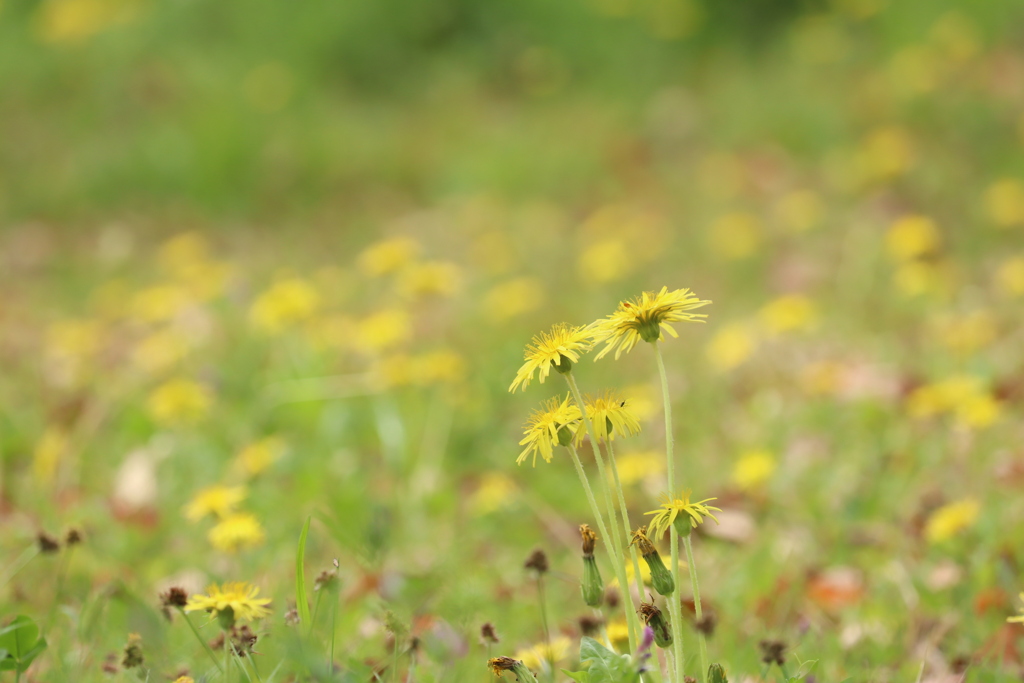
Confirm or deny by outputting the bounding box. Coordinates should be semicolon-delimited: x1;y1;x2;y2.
683;536;709;680
604;439;648;617
178;609;224;673
565;373;643;649
566;444;638;653
654;342;686;683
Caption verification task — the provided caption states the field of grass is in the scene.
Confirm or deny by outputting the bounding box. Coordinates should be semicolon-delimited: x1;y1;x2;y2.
2;0;1024;681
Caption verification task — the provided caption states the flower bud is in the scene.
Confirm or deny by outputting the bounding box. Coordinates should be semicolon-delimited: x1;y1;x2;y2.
631;528;675;596
639;602;673;649
581;555;604;607
708;663;729;683
488;656;537;681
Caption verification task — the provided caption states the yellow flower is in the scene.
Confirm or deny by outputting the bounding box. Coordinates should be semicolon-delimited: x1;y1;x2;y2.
184;485;248;522
708;212;761;261
706;323;757;372
731;450;776;490
801;360;844;396
131;330;190;375
759;294;816;334
907;375;1001;429
985;178;1024;228
354;309;411;353
583;392;641;443
1008;593;1024;624
924;498;980;544
130;285;194;323
612;451;664;487
236;437;285;477
645;490;721;537
856;125;913;182
591;287;711;360
185;582;271;621
249;278;320;333
509;323;594;392
514;636;572;670
357;237;419;276
36;0;136;44
606;619;630;651
886;215;940;262
396;261;461;298
33;428;68;485
147;378;211;425
774;190;822;232
578;238;632;283
208;512;266;553
936;310;996;355
173;677;195;683
995;256;1024;297
482;277;545;322
468;473;518;516
517;395;581;467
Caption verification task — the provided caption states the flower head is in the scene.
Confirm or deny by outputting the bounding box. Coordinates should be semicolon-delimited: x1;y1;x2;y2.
509;323;594;392
583;392;641;444
208;512;266;553
645;490;721;538
185;582;271;623
517;395;582;467
924;498;979;544
591;287;710;360
184;485;247;522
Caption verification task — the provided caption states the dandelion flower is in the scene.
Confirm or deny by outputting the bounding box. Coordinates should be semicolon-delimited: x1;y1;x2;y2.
147;378;211;425
731;450;776;490
645;490;721;538
184;484;247;522
514;636;572;670
185;582;272;622
583;392;641;443
509;323;594;392
591;287;711;360
208;512;266;553
517;395;581;467
924;498;979;544
249;278;320;333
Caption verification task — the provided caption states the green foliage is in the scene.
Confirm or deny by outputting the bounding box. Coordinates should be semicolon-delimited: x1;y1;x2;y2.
296;515;312;631
561;637;640;683
0;615;47;673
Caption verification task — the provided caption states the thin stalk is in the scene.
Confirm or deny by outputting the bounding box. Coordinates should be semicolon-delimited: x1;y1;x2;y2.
654;342;686;683
683;536;709;680
566;444;638;652
537;575;553;683
246;653;265;683
565;373;643;646
390;636;400;683
178;609;224;673
0;546;39;589
233;653;254;683
330;589;338;680
310;589;325;635
604;439;648;618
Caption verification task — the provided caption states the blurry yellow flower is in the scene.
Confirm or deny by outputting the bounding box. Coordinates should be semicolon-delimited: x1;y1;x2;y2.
468;473;518;516
482;277;546;322
936;311;996;355
708;212;761;261
612;451;663;487
354;309;410;353
357;237;419;277
185;582;271;621
173;677;195;683
759;294;816;334
857;126;913;181
591;287;711;360
409;349;466;386
985;179;1024;228
147;378;211;424
131;285;193;323
930;12;978;63
887;45;941;96
33;428;68;485
886;215;940;262
893;260;952;298
249;278;320;333
924;498;979;544
996;256;1024;297
907;375;1001;429
184;485;247;522
619;383;658;422
578;238;631;283
208;512;266;553
46;319;102;359
396;261;461;298
515;636;572;670
36;0;136;44
731;450;777;490
172;260;233;301
706;323;757;372
517;395;582;467
131;330;189;374
801;360;844;395
509;323;594;392
236;437;284;477
583;392;641;443
158;232;209;270
606;619;630;651
955;393;1001;430
774;190;822;232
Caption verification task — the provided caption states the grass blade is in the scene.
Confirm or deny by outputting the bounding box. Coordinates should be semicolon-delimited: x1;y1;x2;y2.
296;516;312;632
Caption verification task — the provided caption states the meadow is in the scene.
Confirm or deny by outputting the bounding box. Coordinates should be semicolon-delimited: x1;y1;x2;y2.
2;0;1024;681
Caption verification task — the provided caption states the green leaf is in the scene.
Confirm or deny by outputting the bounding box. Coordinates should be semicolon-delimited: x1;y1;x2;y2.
0;616;46;672
787;658;818;681
561;669;590;682
577;637;636;683
296;516;312;631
